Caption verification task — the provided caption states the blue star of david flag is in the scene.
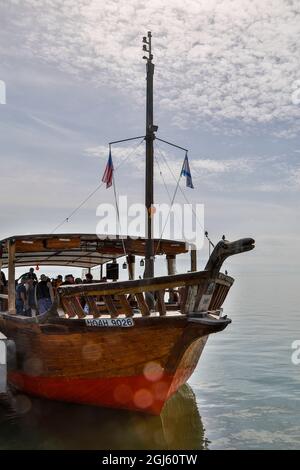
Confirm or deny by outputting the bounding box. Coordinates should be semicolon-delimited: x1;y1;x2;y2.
181;152;194;189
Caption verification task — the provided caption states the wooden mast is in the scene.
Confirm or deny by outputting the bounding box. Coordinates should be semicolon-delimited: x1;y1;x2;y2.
143;32;157;278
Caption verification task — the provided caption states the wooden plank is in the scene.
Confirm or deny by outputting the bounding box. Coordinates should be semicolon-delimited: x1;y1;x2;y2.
103;295;119;318
193;282;208;311
135;293;150;316
179;286;188;314
184;285;198;313
154;240;187;256
62;298;76;318
190;249;197;271
59;270;210;298
85;296;100;318
8;240;16;314
166;255;176;303
46;237;81;250
117;294;133;317
72;298;86;318
126;255;135;280
156;290;166;316
15;239;45;252
61;297;85;319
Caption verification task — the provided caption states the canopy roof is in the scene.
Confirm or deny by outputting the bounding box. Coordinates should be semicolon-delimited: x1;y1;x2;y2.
0;234;189;269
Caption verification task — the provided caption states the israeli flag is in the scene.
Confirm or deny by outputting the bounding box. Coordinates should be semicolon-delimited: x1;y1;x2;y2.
181;152;194;189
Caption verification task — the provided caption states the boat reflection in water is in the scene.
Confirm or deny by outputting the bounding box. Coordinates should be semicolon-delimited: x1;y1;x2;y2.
0;384;208;450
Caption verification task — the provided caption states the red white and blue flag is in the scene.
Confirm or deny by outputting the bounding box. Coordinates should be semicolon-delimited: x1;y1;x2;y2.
181;152;194;189
102;149;114;188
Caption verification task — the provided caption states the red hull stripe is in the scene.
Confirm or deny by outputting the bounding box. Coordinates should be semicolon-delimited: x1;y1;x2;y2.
8;372;175;415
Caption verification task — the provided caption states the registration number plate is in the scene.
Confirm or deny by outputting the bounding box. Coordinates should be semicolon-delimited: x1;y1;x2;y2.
85;317;134;328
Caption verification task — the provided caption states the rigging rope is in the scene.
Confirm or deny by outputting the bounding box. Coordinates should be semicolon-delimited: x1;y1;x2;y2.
154;153;172;203
155;142;214;259
156;142;206;233
50;138;144;234
112;171;127;259
154;144;184;256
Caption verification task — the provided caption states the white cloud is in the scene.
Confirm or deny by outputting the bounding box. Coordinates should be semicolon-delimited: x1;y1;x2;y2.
192;158;252;174
3;0;300;136
289;167;300;187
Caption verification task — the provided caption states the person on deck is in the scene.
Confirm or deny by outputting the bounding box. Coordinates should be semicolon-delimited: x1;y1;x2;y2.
84;273;93;283
26;278;37;315
0;271;7;311
36;274;54;315
61;274;75;285
52;275;63;294
16;277;30;315
18;267;38;283
0;271;7;287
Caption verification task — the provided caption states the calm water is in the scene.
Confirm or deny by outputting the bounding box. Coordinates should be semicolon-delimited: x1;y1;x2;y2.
0;271;299;449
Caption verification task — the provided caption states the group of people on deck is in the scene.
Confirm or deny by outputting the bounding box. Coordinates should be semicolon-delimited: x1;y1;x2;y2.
1;268;97;317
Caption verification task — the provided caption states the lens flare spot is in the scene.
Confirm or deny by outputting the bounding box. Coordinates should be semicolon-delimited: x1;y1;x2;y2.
24;357;43;375
143;362;164;382
133;388;154;409
14;394;32;415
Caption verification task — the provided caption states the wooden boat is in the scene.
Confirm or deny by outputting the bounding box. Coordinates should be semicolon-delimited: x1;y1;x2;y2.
0;33;254;414
0;233;254;414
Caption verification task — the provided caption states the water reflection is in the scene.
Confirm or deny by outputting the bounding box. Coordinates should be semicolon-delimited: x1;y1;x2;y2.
0;384;208;450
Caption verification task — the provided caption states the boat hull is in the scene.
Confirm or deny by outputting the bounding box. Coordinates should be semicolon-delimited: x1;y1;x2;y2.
1;314;229;414
9;371;174;414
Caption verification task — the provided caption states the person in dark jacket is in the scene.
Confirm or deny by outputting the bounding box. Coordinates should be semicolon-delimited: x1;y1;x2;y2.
61;274;75;286
36;274;54;315
84;273;93;283
0;271;7;287
16;277;30;315
18;267;38;283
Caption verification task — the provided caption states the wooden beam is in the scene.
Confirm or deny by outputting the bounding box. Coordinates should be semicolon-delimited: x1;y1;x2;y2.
61;298;76;318
126;254;135;280
103;295;119;318
135;293;150;316
59;270;210;298
166;255;176;302
85;296;100;318
190;249;197;272
117;294;133;317
8;239;16;314
156;290;166;316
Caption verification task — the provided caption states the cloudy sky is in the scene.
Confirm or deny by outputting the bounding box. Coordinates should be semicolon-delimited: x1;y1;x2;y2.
0;0;300;275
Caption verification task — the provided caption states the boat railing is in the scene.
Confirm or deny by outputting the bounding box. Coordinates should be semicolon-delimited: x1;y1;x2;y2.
208;273;234;311
57;271;234;319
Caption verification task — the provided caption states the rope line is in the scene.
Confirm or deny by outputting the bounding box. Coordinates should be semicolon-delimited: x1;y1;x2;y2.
155;142;214;258
154;153;172;203
154;145;184;256
156;142;206;233
50;182;105;234
112;173;127;259
51;138;144;234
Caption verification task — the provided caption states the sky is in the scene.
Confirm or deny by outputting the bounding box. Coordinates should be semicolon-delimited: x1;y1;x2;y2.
0;0;300;276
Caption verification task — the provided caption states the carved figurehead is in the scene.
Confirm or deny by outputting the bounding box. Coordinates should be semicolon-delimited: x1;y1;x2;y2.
205;237;255;277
